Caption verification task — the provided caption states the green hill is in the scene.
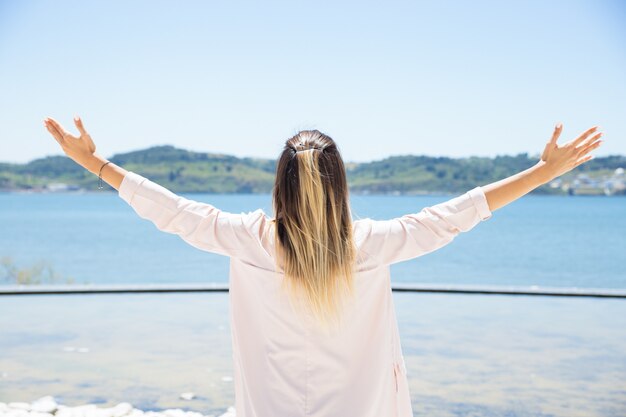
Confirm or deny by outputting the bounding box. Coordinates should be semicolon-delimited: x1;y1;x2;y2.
1;145;624;195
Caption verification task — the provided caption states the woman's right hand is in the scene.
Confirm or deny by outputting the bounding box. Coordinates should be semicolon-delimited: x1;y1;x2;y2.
44;116;97;166
538;123;604;182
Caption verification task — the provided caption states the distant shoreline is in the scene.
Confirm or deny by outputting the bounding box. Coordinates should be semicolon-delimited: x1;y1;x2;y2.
2;145;624;195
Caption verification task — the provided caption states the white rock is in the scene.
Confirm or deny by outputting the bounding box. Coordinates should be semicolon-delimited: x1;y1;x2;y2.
110;403;134;417
29;412;54;417
7;403;30;411
0;402;8;412
31;396;58;413
126;410;144;417
218;406;236;417
3;410;29;417
185;412;203;417
54;409;75;417
71;404;98;410
164;409;186;417
68;403;98;417
92;408;114;417
179;392;195;401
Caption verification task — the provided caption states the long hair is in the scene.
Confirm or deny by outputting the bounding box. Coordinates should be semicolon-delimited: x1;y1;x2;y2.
271;130;357;331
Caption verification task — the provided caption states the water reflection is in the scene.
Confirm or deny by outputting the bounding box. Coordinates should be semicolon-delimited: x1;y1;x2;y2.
1;292;625;416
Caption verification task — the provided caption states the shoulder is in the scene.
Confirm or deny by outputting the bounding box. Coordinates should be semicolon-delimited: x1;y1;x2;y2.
353;217;397;239
237;208;273;238
241;207;269;225
352;218;391;269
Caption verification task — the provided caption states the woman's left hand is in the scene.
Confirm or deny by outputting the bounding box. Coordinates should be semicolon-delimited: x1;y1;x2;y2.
44;116;97;165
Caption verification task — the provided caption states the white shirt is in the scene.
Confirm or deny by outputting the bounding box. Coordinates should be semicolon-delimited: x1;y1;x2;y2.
119;171;493;417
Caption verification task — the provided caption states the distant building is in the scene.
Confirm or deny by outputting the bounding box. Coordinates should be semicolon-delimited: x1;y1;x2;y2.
46;183;81;192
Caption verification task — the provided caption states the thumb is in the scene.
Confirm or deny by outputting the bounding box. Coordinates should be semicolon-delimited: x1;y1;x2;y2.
549;122;563;146
74;116;88;136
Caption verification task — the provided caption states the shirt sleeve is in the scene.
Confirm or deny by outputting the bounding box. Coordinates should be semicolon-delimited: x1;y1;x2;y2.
118;171;267;260
357;186;493;265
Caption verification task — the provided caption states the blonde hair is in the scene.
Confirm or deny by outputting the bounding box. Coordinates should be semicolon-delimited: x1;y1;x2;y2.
271;130;357;332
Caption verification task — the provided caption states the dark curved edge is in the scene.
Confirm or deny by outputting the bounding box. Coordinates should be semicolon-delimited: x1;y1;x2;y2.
1;283;625;298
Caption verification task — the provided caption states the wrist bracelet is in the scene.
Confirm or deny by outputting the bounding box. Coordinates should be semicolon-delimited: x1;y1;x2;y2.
98;161;112;189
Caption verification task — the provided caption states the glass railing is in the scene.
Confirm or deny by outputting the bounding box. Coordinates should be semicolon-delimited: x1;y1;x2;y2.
2;286;625;417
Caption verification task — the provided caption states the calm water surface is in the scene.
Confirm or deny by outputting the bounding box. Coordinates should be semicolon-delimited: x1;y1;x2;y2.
0;191;624;288
0;293;624;417
1;191;625;416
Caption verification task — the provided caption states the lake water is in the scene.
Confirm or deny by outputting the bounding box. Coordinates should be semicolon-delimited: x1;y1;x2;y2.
1;292;625;416
1;191;625;416
0;191;624;289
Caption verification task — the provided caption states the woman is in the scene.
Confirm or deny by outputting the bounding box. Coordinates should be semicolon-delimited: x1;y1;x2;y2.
44;116;602;417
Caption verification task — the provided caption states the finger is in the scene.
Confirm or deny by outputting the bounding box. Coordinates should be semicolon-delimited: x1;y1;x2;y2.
548;122;563;146
573;154;594;168
572;125;599;147
74;116;88;136
44;120;65;144
46;117;69;137
44;118;61;136
575;131;602;149
577;138;603;156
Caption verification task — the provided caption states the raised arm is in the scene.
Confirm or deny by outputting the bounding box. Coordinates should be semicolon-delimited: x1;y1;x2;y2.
356;122;604;266
482;123;604;212
43;115;269;261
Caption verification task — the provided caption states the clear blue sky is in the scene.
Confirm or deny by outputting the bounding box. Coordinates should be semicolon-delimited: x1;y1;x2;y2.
1;0;624;164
